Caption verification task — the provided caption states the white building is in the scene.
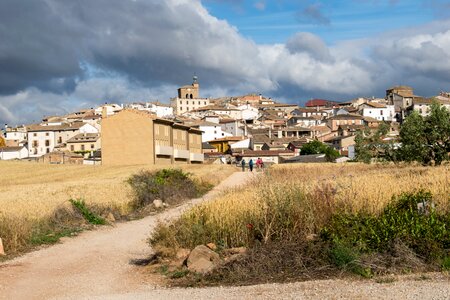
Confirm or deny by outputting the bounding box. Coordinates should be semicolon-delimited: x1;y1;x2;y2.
237;104;259;120
413;97;450;117
27;122;98;157
5;125;27;146
186;120;233;142
0;146;29;160
359;102;395;121
220;119;245;136
128;102;174;118
94;104;123;116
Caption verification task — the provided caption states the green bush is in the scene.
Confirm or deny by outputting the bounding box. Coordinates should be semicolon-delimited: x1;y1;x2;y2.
321;191;449;262
127;168;211;208
69;199;106;225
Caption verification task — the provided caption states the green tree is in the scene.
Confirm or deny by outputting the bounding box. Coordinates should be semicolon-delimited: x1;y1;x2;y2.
300;140;340;162
0;136;5;147
355;122;394;163
400;101;450;165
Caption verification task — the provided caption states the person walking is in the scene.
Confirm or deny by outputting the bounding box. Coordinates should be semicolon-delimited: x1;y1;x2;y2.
249;159;254;172
241;158;246;172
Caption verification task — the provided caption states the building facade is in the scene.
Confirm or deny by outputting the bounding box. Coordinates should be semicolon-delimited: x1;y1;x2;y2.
101;109;203;165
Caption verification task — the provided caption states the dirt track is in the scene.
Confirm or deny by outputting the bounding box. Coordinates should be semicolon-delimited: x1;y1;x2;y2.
1;170;449;300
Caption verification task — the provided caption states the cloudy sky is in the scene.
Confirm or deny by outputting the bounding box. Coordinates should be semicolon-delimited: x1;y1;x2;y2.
1;0;450;125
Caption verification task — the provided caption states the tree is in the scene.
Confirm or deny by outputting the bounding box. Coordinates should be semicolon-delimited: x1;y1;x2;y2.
300;140;340;162
355;122;395;163
0;136;5;147
399;101;450;165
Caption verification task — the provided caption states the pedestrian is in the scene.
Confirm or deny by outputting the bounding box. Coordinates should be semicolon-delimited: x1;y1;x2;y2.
249;158;254;172
256;157;262;171
241;158;246;172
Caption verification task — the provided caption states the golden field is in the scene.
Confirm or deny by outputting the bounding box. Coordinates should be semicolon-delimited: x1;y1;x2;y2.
0;161;234;254
152;163;450;251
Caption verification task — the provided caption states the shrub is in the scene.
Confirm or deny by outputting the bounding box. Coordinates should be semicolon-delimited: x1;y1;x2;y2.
321;191;449;262
127;168;209;208
69;199;106;225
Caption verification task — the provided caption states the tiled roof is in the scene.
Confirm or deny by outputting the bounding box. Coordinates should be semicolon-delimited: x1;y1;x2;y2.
67;133;100;143
26;122;85;132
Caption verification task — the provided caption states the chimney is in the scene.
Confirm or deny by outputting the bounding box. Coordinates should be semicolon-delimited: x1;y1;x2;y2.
102;106;108;119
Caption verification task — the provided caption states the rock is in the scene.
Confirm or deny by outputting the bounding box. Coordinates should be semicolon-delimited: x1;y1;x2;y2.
106;212;116;223
187;245;220;274
176;248;191;260
206;242;217;251
223;247;247;255
153;199;164;209
0;238;5;256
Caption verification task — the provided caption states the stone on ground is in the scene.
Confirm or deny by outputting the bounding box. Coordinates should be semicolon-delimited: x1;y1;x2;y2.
153;199;163;209
187;245;220;274
0;238;5;256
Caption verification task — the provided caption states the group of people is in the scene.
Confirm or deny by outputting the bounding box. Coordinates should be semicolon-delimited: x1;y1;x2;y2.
240;157;264;172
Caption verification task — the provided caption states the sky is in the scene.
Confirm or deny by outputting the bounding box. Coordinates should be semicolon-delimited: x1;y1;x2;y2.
1;0;450;126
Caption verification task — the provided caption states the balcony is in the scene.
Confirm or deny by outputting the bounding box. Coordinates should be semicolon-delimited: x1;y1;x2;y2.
155;145;173;156
174;149;190;159
190;152;204;162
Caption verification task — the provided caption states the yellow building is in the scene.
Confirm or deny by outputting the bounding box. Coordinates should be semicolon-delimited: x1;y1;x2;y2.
101;109;203;165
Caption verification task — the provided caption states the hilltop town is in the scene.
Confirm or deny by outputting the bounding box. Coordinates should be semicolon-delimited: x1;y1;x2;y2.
1;76;449;165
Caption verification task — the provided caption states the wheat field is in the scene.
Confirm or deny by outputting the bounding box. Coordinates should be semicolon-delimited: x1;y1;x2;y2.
0;160;234;254
152;163;450;250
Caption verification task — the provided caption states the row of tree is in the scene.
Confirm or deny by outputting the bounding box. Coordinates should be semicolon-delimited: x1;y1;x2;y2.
355;102;450;165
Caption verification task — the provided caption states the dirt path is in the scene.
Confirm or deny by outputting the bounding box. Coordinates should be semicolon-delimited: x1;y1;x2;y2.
1;170;449;300
0;171;256;300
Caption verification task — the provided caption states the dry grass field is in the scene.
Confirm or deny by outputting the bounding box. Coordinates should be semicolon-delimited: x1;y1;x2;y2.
152;163;450;250
0;161;234;254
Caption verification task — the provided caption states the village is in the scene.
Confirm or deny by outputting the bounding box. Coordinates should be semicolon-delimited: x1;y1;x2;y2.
1;76;450;165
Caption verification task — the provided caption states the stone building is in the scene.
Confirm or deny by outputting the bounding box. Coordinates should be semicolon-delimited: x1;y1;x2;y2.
101;109;203;165
171;76;210;115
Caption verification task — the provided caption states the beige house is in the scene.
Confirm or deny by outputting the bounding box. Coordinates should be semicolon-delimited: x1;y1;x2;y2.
66;133;101;157
101;109;203;165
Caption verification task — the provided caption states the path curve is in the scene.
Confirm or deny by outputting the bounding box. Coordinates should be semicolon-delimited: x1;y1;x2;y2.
0;171;257;300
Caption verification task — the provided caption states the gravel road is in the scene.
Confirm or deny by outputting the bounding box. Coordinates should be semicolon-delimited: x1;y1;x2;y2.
1;170;449;300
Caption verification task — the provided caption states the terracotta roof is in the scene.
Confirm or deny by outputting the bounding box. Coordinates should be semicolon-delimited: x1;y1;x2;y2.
328;114;364;120
26;122;86;132
362;102;386;108
0;146;25;152
67;133;100;143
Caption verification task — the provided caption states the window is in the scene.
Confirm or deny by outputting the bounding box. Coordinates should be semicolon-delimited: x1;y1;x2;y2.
91;144;95;149
58;137;62;143
45;132;49;136
81;145;85;151
45;140;50;146
32;141;38;147
185;94;189;99
204;101;206;105
70;145;74;151
33;133;37;137
380;110;383;115
46;148;50;153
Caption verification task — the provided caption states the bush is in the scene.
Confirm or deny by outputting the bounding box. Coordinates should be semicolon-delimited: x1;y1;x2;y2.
69;199;106;225
127;168;211;208
321;191;449;262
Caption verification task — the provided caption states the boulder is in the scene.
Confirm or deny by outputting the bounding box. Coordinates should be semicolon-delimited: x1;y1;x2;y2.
0;238;5;256
206;242;217;251
153;199;164;209
187;245;220;274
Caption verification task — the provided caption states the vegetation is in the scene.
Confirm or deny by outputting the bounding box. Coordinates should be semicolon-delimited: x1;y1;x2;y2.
69;199;107;225
355;122;396;163
127;168;212;208
399;102;450;165
300;140;340;162
0;161;233;256
355;102;450;165
150;164;449;285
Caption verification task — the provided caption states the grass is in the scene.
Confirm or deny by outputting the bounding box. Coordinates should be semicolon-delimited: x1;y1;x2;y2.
0;160;234;256
149;163;450;285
